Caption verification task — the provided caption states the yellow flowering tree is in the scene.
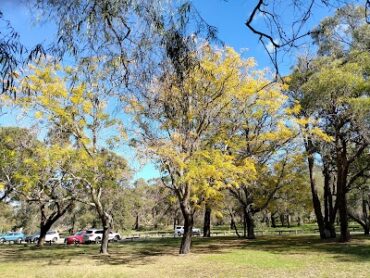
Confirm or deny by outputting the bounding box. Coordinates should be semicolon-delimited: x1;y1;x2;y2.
129;45;266;254
20;59;129;253
0;127;81;246
216;67;298;239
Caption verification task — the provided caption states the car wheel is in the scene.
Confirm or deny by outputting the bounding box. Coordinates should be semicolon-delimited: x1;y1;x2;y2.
95;237;101;244
52;237;58;243
114;235;120;242
0;238;5;244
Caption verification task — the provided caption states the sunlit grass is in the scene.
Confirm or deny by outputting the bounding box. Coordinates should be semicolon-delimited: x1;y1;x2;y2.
0;235;369;278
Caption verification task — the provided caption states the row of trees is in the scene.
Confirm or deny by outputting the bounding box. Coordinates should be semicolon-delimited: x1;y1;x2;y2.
0;2;369;255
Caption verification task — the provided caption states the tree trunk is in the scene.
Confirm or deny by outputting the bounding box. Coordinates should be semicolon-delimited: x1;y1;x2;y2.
98;211;113;255
337;190;350;242
134;214;139;230
362;194;369;236
264;213;271;227
271;213;277;228
280;214;286;227
242;207;247;238
297;215;303;226
229;211;240;237
245;212;256;239
230;217;234;230
180;213;193;254
286;214;291;228
173;216;177;231
37;225;48;247
100;223;110;255
203;205;211;237
37;203;69;247
307;152;327;239
90;187;113;255
322;163;337;239
336;158;350;242
69;213;76;235
364;226;370;235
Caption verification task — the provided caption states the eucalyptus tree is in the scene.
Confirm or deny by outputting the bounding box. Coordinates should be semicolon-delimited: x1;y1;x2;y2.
287;5;370;241
289;51;370;242
34;0;217;93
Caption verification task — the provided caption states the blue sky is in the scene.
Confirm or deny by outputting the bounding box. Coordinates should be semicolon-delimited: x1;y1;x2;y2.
0;0;338;180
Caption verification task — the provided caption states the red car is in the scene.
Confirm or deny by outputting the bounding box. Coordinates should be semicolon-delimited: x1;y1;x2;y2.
65;231;86;245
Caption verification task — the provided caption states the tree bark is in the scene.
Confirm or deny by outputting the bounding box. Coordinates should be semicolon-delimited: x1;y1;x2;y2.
297;215;303;226
229;211;240;237
245;211;256;239
242;207;247;238
91;188;113;255
271;213;277;228
307;150;327;239
134;214;139;230
364;226;370;235
322;162;337;238
180;212;193;254
230;217;234;230
336;152;350;242
173;216;177;231
203;205;211;237
362;197;370;236
37;203;71;247
100;223;110;254
69;213;76;235
37;224;49;247
286;214;291;228
264;212;271;227
280;214;286;227
337;188;350;242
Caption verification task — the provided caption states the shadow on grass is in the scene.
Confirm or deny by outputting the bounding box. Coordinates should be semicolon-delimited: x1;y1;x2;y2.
0;239;181;267
237;235;370;262
0;235;369;266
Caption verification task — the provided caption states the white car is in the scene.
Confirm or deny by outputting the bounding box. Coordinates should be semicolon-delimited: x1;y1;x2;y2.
174;226;201;237
33;231;60;243
83;229;121;243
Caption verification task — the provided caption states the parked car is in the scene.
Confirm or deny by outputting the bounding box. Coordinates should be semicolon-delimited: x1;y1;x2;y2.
64;230;86;245
25;233;39;243
174;226;201;237
83;229;121;243
0;232;25;243
32;231;60;243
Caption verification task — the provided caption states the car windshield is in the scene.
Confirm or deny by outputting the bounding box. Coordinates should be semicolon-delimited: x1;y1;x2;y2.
75;231;84;235
46;231;55;235
95;231;103;234
86;230;94;234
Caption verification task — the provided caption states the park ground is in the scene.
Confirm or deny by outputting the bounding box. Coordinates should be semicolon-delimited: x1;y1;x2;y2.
0;235;369;278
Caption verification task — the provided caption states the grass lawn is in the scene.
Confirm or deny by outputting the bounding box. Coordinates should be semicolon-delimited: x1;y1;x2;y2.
0;235;369;278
